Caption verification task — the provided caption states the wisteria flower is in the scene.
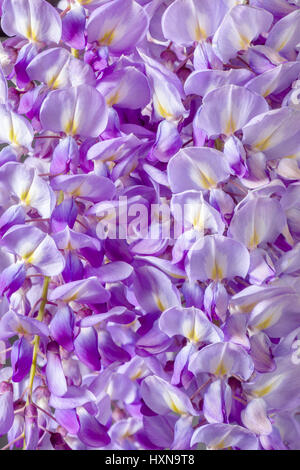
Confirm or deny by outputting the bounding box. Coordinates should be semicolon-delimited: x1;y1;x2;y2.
0;0;300;453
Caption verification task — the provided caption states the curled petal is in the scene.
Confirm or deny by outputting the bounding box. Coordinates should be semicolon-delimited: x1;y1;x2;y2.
191;423;258;450
0;104;33;150
141;375;198;416
241;398;272;435
2;224;65;276
46;341;68;397
213;5;273;63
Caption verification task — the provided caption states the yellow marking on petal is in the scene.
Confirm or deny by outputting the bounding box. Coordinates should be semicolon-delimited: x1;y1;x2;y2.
255;135;272;151
107;160;116;169
20;190;31;206
251;375;284;398
249;229;260;249
276;39;288;52
71;48;79;58
239;34;250;49
130;370;143;381
64;119;78;136
187;327;199;344
193;208;204;231
26;25;37;42
168;272;186;280
169;399;184;415
225;115;236;135
252;383;274;398
47;75;61;90
239;302;257;314
155;295;166;312
156;100;173;119
9;126;18;145
66;241;74;251
22;251;35;264
211;262;223;281
106;91;120;107
57;190;64;205
125;319;136;328
64;292;78;302
99;30;115;46
255;315;273;330
194;24;206;41
197;169;216;189
212;439;227;450
16;325;29;335
214;360;228;377
263;88;272;98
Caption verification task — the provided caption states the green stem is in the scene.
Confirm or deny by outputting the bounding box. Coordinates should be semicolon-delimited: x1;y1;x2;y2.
23;276;50;450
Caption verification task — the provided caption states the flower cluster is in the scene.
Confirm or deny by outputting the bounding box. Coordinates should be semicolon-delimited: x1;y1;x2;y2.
0;0;300;451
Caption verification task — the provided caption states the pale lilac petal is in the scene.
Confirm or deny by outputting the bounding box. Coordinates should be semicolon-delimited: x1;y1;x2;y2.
186;235;250;282
141;375;198;416
241;398;272;435
0;104;33;150
203;379;232;424
168;147;230;193
49;277;110;304
2;224;65;276
97;66;150;109
228;196;286;249
0;382;14;435
27;47;95;89
132;266;181;314
213;5;273;63
159;306;223;343
189;341;254;380
196;85;269;137
242;108;300;160
266;10;300;60
87;0;149;54
1;0;62;44
51;173;115;202
40;85;108;137
191;423;259;450
162;0;228;46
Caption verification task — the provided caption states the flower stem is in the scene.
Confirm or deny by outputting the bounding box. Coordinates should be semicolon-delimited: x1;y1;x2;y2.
23;277;50;450
26;276;50;406
1;433;25;451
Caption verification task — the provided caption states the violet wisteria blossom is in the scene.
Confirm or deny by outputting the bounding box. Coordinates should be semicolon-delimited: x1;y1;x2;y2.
0;0;300;452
